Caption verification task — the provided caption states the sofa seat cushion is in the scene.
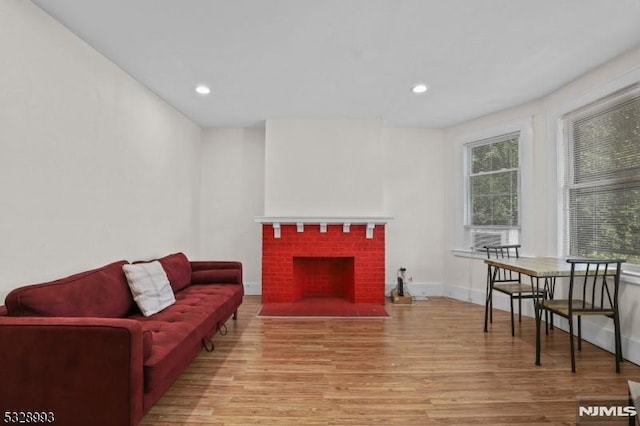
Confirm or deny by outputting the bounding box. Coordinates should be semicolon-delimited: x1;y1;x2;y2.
129;284;243;394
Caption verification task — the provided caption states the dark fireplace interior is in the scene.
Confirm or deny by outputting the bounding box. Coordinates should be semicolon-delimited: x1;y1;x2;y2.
293;257;354;301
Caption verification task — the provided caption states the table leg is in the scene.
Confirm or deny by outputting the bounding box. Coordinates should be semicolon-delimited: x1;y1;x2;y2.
544;278;549;335
531;276;542;366
549;277;556;330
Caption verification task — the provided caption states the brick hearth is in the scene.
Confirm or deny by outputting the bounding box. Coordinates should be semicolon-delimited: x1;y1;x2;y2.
260;221;386;304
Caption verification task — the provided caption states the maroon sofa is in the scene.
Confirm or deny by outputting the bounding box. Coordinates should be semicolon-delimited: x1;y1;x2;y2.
0;252;243;426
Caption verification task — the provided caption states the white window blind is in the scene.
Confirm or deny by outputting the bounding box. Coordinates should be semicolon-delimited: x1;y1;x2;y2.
564;84;640;267
466;132;520;250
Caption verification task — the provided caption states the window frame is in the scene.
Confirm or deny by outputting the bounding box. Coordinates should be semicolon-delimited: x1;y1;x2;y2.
465;131;522;231
452;118;532;255
561;83;640;271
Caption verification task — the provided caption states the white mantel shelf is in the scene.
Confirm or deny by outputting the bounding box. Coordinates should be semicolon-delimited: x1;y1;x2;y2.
255;216;393;224
255;216;393;239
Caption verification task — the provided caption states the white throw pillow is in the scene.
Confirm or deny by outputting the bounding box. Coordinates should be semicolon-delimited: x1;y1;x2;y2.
123;261;176;316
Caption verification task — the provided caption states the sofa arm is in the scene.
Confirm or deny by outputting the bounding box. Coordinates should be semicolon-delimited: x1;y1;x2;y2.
0;317;144;426
190;261;243;285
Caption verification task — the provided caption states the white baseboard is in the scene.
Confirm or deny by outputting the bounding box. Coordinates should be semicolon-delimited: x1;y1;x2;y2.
243;282;261;296
385;281;443;300
445;284;537;317
445;284;485;305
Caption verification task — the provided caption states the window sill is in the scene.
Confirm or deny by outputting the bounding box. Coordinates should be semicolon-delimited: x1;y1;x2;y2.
451;249;486;260
622;270;640;286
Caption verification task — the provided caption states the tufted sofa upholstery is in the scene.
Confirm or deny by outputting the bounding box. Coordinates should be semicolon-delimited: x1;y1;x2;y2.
0;253;243;426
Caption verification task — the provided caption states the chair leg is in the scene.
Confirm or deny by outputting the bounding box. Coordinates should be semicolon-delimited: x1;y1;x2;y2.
510;297;515;337
534;300;542;366
569;316;576;373
484;287;491;332
545;309;549;335
617;317;624;363
614;312;622;373
518;297;522;323
490;294;493;323
578;316;582;351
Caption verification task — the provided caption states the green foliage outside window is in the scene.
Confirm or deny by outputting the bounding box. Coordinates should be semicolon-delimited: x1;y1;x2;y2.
469;136;519;227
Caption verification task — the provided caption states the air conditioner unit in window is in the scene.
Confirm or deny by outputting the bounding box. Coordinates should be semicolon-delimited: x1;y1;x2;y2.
471;230;512;252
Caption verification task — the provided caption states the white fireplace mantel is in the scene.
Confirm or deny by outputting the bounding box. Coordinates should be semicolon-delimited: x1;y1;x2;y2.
255;216;393;239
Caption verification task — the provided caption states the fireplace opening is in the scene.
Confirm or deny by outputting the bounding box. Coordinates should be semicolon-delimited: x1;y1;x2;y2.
293;257;354;302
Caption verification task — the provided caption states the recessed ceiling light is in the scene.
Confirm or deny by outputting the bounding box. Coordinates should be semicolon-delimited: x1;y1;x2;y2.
195;85;211;95
412;83;428;94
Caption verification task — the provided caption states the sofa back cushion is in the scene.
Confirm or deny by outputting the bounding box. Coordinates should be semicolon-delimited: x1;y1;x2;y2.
157;253;191;293
5;261;136;317
191;268;241;284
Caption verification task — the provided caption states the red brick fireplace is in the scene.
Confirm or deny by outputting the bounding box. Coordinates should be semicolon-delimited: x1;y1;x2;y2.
258;218;388;305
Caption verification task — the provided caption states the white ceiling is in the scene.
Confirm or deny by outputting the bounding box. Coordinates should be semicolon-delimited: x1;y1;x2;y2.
31;0;640;128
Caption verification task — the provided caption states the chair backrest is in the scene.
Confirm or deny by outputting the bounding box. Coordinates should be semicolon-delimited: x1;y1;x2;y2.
484;244;521;282
567;259;625;314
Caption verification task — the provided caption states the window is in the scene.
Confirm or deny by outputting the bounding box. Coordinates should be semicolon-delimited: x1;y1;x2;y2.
563;84;640;267
466;132;520;250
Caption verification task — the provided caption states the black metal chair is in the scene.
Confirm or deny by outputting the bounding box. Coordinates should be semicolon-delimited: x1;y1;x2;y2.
484;244;541;336
538;259;624;373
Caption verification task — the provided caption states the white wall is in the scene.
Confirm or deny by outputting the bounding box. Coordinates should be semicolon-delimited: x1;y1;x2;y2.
383;128;446;297
0;0;202;301
199;126;447;296
200;128;265;293
264;119;384;217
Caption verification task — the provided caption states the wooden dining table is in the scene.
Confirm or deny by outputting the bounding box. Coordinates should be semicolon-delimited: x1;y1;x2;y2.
484;256;606;366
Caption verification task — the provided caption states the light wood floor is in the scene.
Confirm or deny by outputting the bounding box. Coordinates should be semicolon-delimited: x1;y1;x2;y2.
139;296;640;425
